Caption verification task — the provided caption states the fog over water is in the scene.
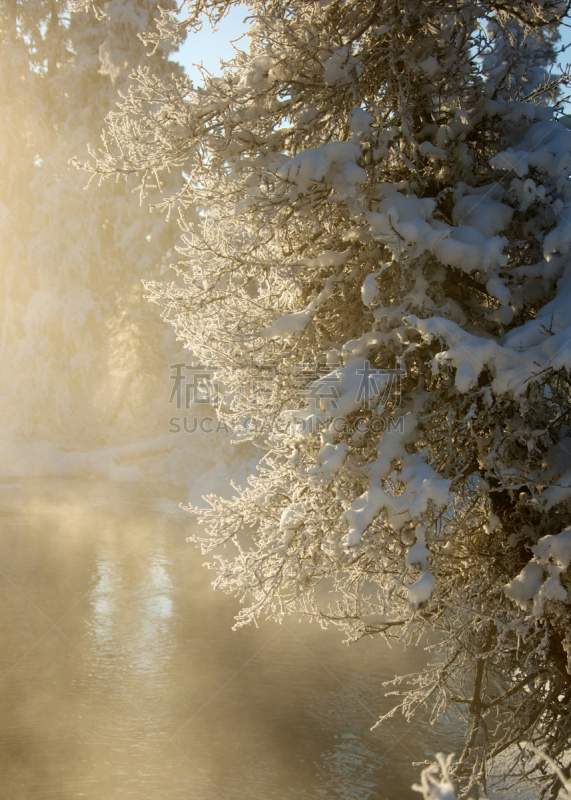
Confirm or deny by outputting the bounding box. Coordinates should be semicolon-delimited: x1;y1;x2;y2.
0;479;460;800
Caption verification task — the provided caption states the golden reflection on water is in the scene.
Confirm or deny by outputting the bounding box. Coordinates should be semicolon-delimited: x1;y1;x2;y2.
0;479;459;800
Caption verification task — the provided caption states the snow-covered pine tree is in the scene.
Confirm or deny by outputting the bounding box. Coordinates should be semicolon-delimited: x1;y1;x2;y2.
0;0;184;446
79;1;571;795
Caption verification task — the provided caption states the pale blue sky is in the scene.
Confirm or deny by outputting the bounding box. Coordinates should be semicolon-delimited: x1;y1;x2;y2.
175;5;250;83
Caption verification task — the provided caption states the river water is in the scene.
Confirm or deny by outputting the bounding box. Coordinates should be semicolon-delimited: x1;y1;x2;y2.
0;478;457;799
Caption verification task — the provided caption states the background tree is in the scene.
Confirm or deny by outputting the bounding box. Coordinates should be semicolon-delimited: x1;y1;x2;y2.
78;1;571;796
0;0;186;450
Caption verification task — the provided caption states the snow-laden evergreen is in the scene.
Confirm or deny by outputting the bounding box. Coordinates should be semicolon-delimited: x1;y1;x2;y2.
79;1;571;796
